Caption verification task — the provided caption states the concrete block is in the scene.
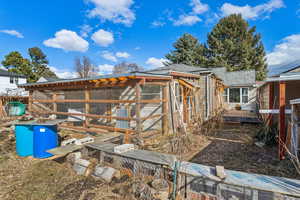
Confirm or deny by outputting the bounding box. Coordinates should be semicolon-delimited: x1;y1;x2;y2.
114;144;134;154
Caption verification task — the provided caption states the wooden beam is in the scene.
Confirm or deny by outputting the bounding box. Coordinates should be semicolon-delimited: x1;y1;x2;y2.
162;85;169;134
279;81;286;160
32;110;134;121
91;124;135;134
135;82;142;134
59;125;108;134
85;89;91;127
32;99;164;104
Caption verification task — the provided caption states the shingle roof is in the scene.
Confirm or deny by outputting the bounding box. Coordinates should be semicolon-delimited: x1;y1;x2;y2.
209;67;256;87
268;60;300;77
0;69;26;78
145;64;209;74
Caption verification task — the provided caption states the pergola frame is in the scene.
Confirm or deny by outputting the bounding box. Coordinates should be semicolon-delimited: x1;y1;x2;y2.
19;73;172;135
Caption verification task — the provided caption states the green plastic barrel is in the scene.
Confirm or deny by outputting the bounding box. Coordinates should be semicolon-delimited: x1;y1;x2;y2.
7;101;26;116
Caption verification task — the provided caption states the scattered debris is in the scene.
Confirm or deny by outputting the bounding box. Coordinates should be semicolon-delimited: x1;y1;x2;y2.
73;159;91;175
93;165;117;183
216;165;226;179
151;178;169;191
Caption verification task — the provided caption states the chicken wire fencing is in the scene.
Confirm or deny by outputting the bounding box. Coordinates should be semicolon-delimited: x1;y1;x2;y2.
31;84;164;132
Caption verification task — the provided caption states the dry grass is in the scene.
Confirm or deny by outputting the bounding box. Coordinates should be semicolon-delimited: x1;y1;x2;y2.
189;124;300;179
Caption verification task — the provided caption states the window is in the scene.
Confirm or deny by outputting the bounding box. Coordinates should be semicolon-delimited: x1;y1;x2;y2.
242;88;249;103
223;88;228;102
229;88;240;103
15;77;19;84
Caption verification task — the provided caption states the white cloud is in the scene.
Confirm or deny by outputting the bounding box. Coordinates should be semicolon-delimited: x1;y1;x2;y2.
173;15;201;26
91;29;114;47
101;51;117;62
0;30;24;38
151;20;166;27
116;51;130;58
49;66;77;79
80;24;93;38
43;29;89;52
86;0;135;26
98;64;114;74
267;34;300;66
146;57;168;68
220;0;284;20
190;0;209;14
134;46;141;50
172;0;207;26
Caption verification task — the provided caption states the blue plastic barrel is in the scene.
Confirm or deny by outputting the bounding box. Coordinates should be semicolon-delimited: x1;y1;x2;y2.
15;125;34;156
33;125;58;158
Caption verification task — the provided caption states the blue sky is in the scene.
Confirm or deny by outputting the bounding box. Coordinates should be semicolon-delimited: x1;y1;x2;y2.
0;0;299;78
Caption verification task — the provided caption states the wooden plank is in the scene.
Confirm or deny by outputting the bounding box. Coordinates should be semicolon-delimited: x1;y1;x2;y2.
32;99;164;104
162;85;169;134
91;124;135;134
59;125;108;134
33;110;134;121
279;81;286;160
135;82;142;134
259;109;291;114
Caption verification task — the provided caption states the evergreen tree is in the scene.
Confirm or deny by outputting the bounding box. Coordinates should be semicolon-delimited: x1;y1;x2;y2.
2;47;57;82
1;51;36;82
206;14;267;80
28;47;57;80
165;33;207;66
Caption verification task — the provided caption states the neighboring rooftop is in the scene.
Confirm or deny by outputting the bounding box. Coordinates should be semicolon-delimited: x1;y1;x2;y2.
145;64;209;74
209;67;256;87
268;60;300;77
0;68;26;78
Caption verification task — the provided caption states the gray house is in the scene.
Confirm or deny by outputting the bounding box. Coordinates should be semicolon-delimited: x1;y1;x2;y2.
148;65;259;111
209;67;258;111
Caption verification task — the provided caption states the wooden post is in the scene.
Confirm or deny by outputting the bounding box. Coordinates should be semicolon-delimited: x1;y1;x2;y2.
28;90;33;113
0;98;3;117
182;86;187;123
52;92;57;119
279;81;286;160
85;89;91;127
162;85;169;134
269;82;274;127
135;83;142;134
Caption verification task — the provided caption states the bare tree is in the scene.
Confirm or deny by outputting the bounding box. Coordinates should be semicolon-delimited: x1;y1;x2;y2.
113;62;143;74
74;56;98;78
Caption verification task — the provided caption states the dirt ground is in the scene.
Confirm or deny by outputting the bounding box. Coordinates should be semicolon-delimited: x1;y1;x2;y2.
187;123;300;179
0;128;136;200
0;122;299;200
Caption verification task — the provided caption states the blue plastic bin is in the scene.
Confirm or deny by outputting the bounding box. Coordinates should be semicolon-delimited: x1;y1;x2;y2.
15;125;34;157
33;125;58;158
